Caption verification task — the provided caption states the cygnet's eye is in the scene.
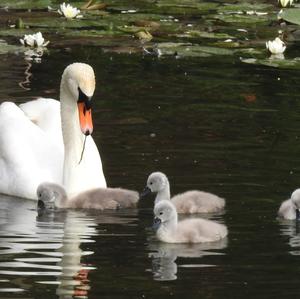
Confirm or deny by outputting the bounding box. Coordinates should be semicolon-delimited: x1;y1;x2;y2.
159;212;163;215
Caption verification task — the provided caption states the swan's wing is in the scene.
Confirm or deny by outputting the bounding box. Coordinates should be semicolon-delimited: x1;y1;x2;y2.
20;98;63;146
0;101;63;199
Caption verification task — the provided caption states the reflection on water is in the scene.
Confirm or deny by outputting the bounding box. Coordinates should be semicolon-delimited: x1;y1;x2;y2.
148;237;228;281
0;194;97;298
279;219;300;256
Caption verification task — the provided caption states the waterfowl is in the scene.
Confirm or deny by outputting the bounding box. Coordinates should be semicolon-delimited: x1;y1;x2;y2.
153;200;228;243
278;189;300;220
37;182;139;211
141;172;225;213
0;63;106;199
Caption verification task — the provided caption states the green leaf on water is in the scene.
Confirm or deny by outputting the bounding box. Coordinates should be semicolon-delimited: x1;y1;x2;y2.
156;42;234;57
0;40;24;55
279;8;300;25
241;57;300;69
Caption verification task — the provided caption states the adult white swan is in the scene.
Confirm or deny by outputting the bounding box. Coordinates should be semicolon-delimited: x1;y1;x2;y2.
0;63;106;199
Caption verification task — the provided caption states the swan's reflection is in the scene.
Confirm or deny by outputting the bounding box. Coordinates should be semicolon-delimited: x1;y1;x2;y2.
279;219;300;255
148;237;228;281
0;194;98;298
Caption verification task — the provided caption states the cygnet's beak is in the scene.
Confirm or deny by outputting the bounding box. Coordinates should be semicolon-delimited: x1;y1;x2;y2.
152;217;162;231
296;209;300;220
140;186;152;198
37;199;45;210
77;88;93;136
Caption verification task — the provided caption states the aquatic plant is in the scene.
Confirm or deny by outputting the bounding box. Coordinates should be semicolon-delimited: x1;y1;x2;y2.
58;2;82;19
266;37;286;55
20;32;49;48
278;0;293;7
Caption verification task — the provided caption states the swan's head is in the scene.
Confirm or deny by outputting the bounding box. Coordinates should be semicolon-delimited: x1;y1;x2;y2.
37;182;67;211
291;189;300;209
140;172;169;198
153;200;177;230
61;62;96;136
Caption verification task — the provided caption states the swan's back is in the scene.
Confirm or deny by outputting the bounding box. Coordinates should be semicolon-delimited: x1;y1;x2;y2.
176;218;228;243
67;187;139;210
0;102;62;199
278;199;295;220
20;98;63;146
171;190;225;214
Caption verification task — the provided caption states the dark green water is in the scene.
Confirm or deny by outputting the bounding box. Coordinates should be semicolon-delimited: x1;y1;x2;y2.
1;45;300;299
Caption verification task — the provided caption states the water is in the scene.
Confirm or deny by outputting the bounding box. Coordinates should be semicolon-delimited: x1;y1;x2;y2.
1;38;300;298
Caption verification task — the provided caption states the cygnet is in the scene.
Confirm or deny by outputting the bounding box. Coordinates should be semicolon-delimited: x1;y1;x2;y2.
278;189;300;220
153;200;228;243
37;182;139;211
141;172;225;213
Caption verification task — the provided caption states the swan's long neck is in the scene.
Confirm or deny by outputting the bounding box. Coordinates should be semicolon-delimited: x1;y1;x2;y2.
155;180;171;204
60;81;85;195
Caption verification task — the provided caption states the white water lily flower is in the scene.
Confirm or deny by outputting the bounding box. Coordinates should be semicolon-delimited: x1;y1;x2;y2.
266;37;286;54
58;2;82;19
20;32;49;48
278;0;293;7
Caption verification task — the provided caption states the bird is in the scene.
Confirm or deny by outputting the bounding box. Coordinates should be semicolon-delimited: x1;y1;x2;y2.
37;182;139;211
0;63;106;199
153;200;228;243
141;172;225;213
278;189;300;220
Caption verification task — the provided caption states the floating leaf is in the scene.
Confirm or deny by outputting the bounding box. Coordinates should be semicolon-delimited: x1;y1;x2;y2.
279;8;300;25
218;3;272;13
154;42;234;57
241;57;300;69
0;0;52;9
179;30;234;40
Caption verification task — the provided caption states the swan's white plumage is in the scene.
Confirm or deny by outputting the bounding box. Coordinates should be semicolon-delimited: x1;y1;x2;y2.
0;63;106;200
154;200;228;243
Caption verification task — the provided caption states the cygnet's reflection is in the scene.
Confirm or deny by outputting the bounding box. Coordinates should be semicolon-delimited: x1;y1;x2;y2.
148;237;228;281
278;218;300;255
0;194;98;298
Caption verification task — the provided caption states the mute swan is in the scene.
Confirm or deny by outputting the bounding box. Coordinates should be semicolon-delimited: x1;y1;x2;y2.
141;172;225;213
0;63;106;199
37;182;139;211
153;200;228;243
278;189;300;220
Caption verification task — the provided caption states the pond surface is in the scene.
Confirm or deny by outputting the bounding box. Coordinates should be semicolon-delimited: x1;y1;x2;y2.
2;1;300;298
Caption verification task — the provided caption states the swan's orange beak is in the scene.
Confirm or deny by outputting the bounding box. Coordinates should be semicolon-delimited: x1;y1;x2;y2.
78;102;93;136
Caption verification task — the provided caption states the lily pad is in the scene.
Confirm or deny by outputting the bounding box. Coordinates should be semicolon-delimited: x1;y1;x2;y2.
179;30;234;40
279;8;300;26
0;40;24;54
0;0;53;9
241;57;300;69
155;42;234;57
218;3;272;13
213;13;271;24
154;1;219;15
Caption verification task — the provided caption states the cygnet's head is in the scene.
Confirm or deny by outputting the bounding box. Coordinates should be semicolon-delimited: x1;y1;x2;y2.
61;62;96;136
291;189;300;209
140;172;169;198
37;182;67;212
153;200;177;230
